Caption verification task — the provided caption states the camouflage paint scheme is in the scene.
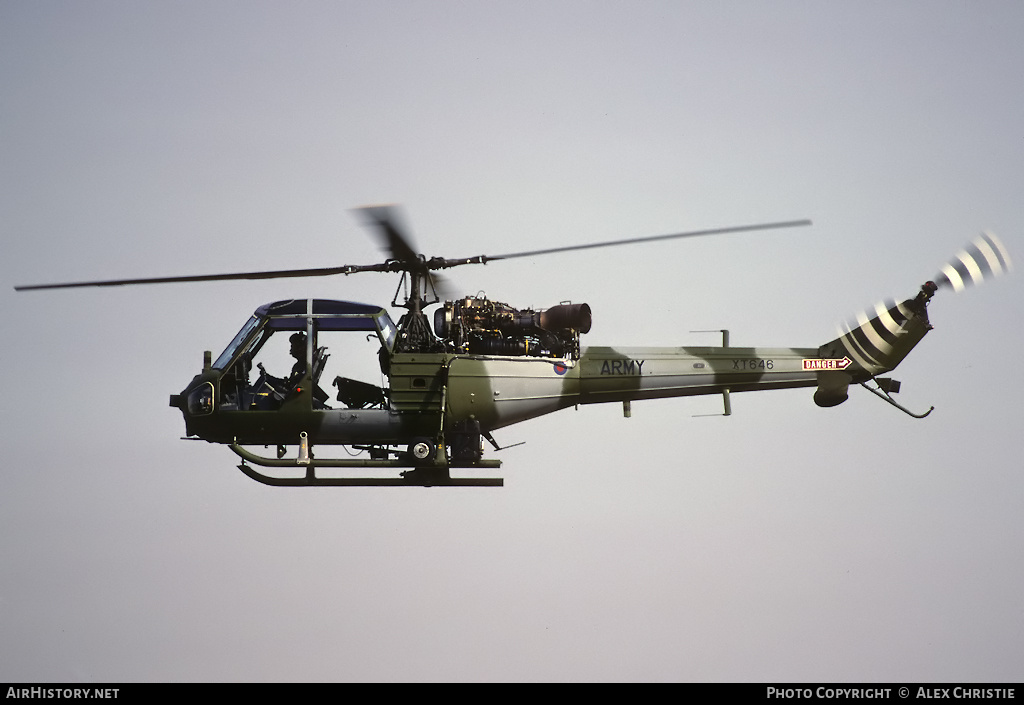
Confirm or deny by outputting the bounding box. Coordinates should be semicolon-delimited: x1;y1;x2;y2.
174;294;932;470
446;346;822;430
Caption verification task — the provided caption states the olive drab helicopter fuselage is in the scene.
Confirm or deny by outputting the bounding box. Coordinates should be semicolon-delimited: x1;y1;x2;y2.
15;207;1012;486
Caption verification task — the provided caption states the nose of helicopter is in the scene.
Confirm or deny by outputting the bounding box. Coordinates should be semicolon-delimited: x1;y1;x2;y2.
170;377;214;439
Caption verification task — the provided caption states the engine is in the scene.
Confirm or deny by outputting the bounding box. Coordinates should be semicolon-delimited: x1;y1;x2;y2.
433;297;592;359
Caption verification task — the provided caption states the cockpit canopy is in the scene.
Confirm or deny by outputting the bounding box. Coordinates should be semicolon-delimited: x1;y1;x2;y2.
213;299;397;370
200;299;399;414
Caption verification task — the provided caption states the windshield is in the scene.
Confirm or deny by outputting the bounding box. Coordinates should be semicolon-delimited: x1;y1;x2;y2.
212;315;261;369
378;313;397;350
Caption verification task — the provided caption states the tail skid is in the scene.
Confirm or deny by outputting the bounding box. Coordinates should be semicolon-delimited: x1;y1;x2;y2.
859;377;934;419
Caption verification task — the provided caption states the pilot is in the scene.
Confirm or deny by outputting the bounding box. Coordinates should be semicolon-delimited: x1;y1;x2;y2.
283;331;329;406
285;332;307;386
252;331;311;409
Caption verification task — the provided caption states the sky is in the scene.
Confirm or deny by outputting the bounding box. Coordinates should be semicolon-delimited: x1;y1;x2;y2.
2;1;1023;683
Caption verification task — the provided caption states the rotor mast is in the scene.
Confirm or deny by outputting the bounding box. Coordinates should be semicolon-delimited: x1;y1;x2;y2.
391;255;443;352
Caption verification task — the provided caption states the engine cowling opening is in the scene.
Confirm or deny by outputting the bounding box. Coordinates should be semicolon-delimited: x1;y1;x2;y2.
434;297;590;359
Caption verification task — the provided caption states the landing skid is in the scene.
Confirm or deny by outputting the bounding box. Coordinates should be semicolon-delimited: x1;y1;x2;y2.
230;440;503;487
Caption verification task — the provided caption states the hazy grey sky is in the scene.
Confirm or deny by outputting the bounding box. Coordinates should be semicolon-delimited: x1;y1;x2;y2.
3;1;1023;682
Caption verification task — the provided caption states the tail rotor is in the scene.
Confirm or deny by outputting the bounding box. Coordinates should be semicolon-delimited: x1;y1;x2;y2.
933;230;1012;293
816;231;1012;411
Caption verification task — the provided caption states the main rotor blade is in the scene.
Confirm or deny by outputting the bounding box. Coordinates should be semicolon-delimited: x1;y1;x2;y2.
14;217;815;291
14;263;390;291
352;205;420;264
480;219;813;262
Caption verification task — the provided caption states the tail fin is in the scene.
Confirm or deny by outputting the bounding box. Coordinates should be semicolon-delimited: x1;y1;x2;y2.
831;293;934;377
814;290;933;407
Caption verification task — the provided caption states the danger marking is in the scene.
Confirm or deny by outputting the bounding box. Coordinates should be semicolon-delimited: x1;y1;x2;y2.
802;357;852;371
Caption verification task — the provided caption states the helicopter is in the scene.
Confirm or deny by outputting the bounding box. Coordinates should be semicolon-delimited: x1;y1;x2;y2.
14;207;1012;487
